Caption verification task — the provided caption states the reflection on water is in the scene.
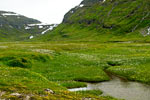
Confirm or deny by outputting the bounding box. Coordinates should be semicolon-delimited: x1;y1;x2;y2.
69;76;150;100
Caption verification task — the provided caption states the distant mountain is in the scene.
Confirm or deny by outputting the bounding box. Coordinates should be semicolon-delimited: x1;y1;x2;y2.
37;0;150;42
0;11;57;41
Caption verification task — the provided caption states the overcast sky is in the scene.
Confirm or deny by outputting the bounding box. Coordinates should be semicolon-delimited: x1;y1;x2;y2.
0;0;83;24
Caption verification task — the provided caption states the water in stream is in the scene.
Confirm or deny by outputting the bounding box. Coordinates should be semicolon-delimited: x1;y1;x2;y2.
68;76;150;100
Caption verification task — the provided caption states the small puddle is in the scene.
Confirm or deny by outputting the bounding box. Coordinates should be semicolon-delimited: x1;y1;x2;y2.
69;75;150;100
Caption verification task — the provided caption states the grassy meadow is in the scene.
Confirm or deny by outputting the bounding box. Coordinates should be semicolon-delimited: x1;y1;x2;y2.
0;41;150;99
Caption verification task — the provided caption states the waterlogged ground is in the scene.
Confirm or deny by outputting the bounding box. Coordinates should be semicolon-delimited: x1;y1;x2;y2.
69;75;150;100
0;42;150;99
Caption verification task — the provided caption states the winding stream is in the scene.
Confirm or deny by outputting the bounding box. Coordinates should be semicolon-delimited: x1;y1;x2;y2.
69;75;150;100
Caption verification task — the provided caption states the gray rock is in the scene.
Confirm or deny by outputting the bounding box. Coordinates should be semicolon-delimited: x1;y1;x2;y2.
10;93;21;97
82;98;92;100
24;95;30;100
44;89;54;94
0;91;6;96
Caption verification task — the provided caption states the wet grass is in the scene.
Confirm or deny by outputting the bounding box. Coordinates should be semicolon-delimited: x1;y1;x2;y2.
76;90;103;96
107;65;150;84
58;81;87;89
0;41;150;99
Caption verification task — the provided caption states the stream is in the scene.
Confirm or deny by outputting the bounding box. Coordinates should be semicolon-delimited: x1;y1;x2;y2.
68;75;150;100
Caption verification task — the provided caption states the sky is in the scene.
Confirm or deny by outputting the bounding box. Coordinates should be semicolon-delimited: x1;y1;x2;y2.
0;0;83;24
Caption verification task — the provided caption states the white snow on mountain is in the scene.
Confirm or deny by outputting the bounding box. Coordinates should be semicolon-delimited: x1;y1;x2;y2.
2;13;20;16
147;27;150;35
41;24;58;34
75;4;84;10
25;23;49;29
27;23;49;27
39;26;43;29
79;4;84;7
25;26;31;30
103;0;106;2
70;11;74;13
41;26;53;34
142;27;150;37
24;22;58;34
53;24;58;27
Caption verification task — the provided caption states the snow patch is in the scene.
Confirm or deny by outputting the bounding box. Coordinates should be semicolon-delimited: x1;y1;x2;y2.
79;4;84;7
28;23;49;27
25;26;31;30
70;11;74;14
103;0;106;2
29;36;34;39
147;27;150;35
75;4;84;9
2;13;20;16
39;26;43;29
142;27;150;37
53;24;58;27
41;24;58;34
41;27;53;34
25;23;50;30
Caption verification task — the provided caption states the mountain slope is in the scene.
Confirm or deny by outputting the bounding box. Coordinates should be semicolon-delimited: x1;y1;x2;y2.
0;11;56;41
36;0;150;42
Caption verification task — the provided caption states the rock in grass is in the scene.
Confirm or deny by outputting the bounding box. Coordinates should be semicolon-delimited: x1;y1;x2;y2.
10;93;22;97
44;89;54;94
82;98;92;100
24;95;30;100
0;91;6;96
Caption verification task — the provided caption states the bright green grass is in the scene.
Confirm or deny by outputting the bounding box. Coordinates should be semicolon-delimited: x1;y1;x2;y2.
0;67;64;93
0;66;115;100
0;42;150;99
0;42;124;100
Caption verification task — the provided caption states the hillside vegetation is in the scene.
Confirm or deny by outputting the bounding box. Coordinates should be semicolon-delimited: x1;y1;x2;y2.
0;11;56;41
35;0;150;42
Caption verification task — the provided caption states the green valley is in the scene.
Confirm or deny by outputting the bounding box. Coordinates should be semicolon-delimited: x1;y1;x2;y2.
0;0;150;100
